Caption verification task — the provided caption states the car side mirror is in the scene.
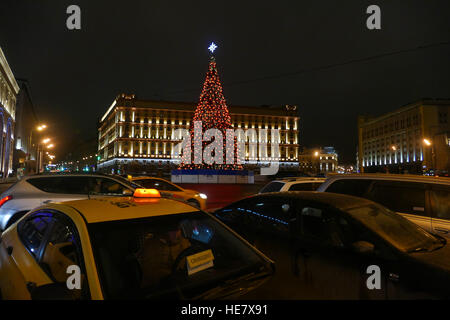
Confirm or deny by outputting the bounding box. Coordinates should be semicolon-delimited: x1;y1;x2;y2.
123;189;133;196
30;283;74;300
352;240;375;254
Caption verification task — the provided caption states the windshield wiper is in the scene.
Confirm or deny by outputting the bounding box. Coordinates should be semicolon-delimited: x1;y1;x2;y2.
407;247;429;253
193;269;271;300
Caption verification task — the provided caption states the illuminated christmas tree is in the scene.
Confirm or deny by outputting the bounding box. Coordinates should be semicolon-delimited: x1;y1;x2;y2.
179;43;242;170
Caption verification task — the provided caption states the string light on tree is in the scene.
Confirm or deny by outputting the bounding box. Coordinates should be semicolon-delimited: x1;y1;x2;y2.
179;43;242;170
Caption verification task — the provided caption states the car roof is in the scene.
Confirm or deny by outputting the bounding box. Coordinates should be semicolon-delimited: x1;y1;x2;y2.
58;197;198;224
272;177;326;183
131;176;168;181
21;173;116;180
325;173;450;185
248;191;375;211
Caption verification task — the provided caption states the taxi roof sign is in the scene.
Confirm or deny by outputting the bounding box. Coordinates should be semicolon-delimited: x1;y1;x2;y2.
133;188;161;198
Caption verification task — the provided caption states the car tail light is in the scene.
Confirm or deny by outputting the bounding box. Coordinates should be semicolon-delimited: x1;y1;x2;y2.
0;195;12;208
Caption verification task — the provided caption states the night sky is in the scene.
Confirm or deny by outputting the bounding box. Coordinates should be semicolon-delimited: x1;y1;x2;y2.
1;0;449;163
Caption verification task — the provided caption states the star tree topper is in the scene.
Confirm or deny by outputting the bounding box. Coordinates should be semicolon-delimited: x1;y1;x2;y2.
208;42;217;54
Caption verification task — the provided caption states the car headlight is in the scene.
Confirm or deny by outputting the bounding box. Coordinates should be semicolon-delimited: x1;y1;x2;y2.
199;193;207;199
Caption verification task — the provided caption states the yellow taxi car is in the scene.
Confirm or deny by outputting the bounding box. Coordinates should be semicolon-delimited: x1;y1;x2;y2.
0;189;273;300
130;176;208;210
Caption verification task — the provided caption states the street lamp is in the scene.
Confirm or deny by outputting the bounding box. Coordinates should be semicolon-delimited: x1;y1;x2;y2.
313;150;320;174
31;124;48;174
423;138;435;171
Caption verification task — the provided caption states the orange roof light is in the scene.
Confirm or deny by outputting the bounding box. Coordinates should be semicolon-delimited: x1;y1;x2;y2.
133;188;161;198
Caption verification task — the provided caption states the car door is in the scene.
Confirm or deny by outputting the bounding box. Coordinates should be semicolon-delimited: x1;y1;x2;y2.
0;212;54;299
215;196;304;299
293;203;393;299
366;180;432;233
38;212;90;299
429;185;450;238
214;197;264;244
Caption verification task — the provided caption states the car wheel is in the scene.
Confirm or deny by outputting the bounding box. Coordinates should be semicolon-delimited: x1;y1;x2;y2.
187;199;200;208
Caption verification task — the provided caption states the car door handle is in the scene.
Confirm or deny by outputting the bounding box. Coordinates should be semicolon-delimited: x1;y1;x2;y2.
42;200;52;204
435;228;449;234
388;272;400;282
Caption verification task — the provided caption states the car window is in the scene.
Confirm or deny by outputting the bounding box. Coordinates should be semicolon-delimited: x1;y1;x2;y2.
366;181;427;216
135;179;181;192
40;214;89;299
252;197;292;224
87;211;272;299
27;177;90;194
298;204;358;248
217;196;291;227
89;178;132;196
259;181;285;193
430;186;450;220
288;182;322;191
325;179;372;197
18;213;53;258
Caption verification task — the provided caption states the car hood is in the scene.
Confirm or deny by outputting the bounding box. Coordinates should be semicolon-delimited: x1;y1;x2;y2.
183;189;199;195
410;242;450;272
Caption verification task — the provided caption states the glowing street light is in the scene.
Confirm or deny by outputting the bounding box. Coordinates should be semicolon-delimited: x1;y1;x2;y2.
391;145;397;151
42;138;51;144
37;124;47;131
46;144;54;149
314;151;319;157
423;138;432;146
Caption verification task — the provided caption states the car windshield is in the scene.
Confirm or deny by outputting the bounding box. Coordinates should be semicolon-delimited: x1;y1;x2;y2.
88;211;272;299
347;204;443;253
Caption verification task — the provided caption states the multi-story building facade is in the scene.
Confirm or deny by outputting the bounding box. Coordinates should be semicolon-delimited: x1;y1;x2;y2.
358;99;450;174
298;147;338;174
13;79;38;175
97;94;300;175
0;47;19;180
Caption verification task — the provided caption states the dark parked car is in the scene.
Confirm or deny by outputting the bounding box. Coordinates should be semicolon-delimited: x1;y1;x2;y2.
317;174;450;239
214;192;450;299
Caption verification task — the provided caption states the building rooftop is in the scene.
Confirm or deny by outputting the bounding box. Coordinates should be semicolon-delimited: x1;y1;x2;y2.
100;94;299;122
359;98;450;126
0;47;19;95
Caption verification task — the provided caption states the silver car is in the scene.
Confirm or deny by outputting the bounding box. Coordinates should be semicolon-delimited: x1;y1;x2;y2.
259;177;326;194
0;173;141;230
317;174;450;239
